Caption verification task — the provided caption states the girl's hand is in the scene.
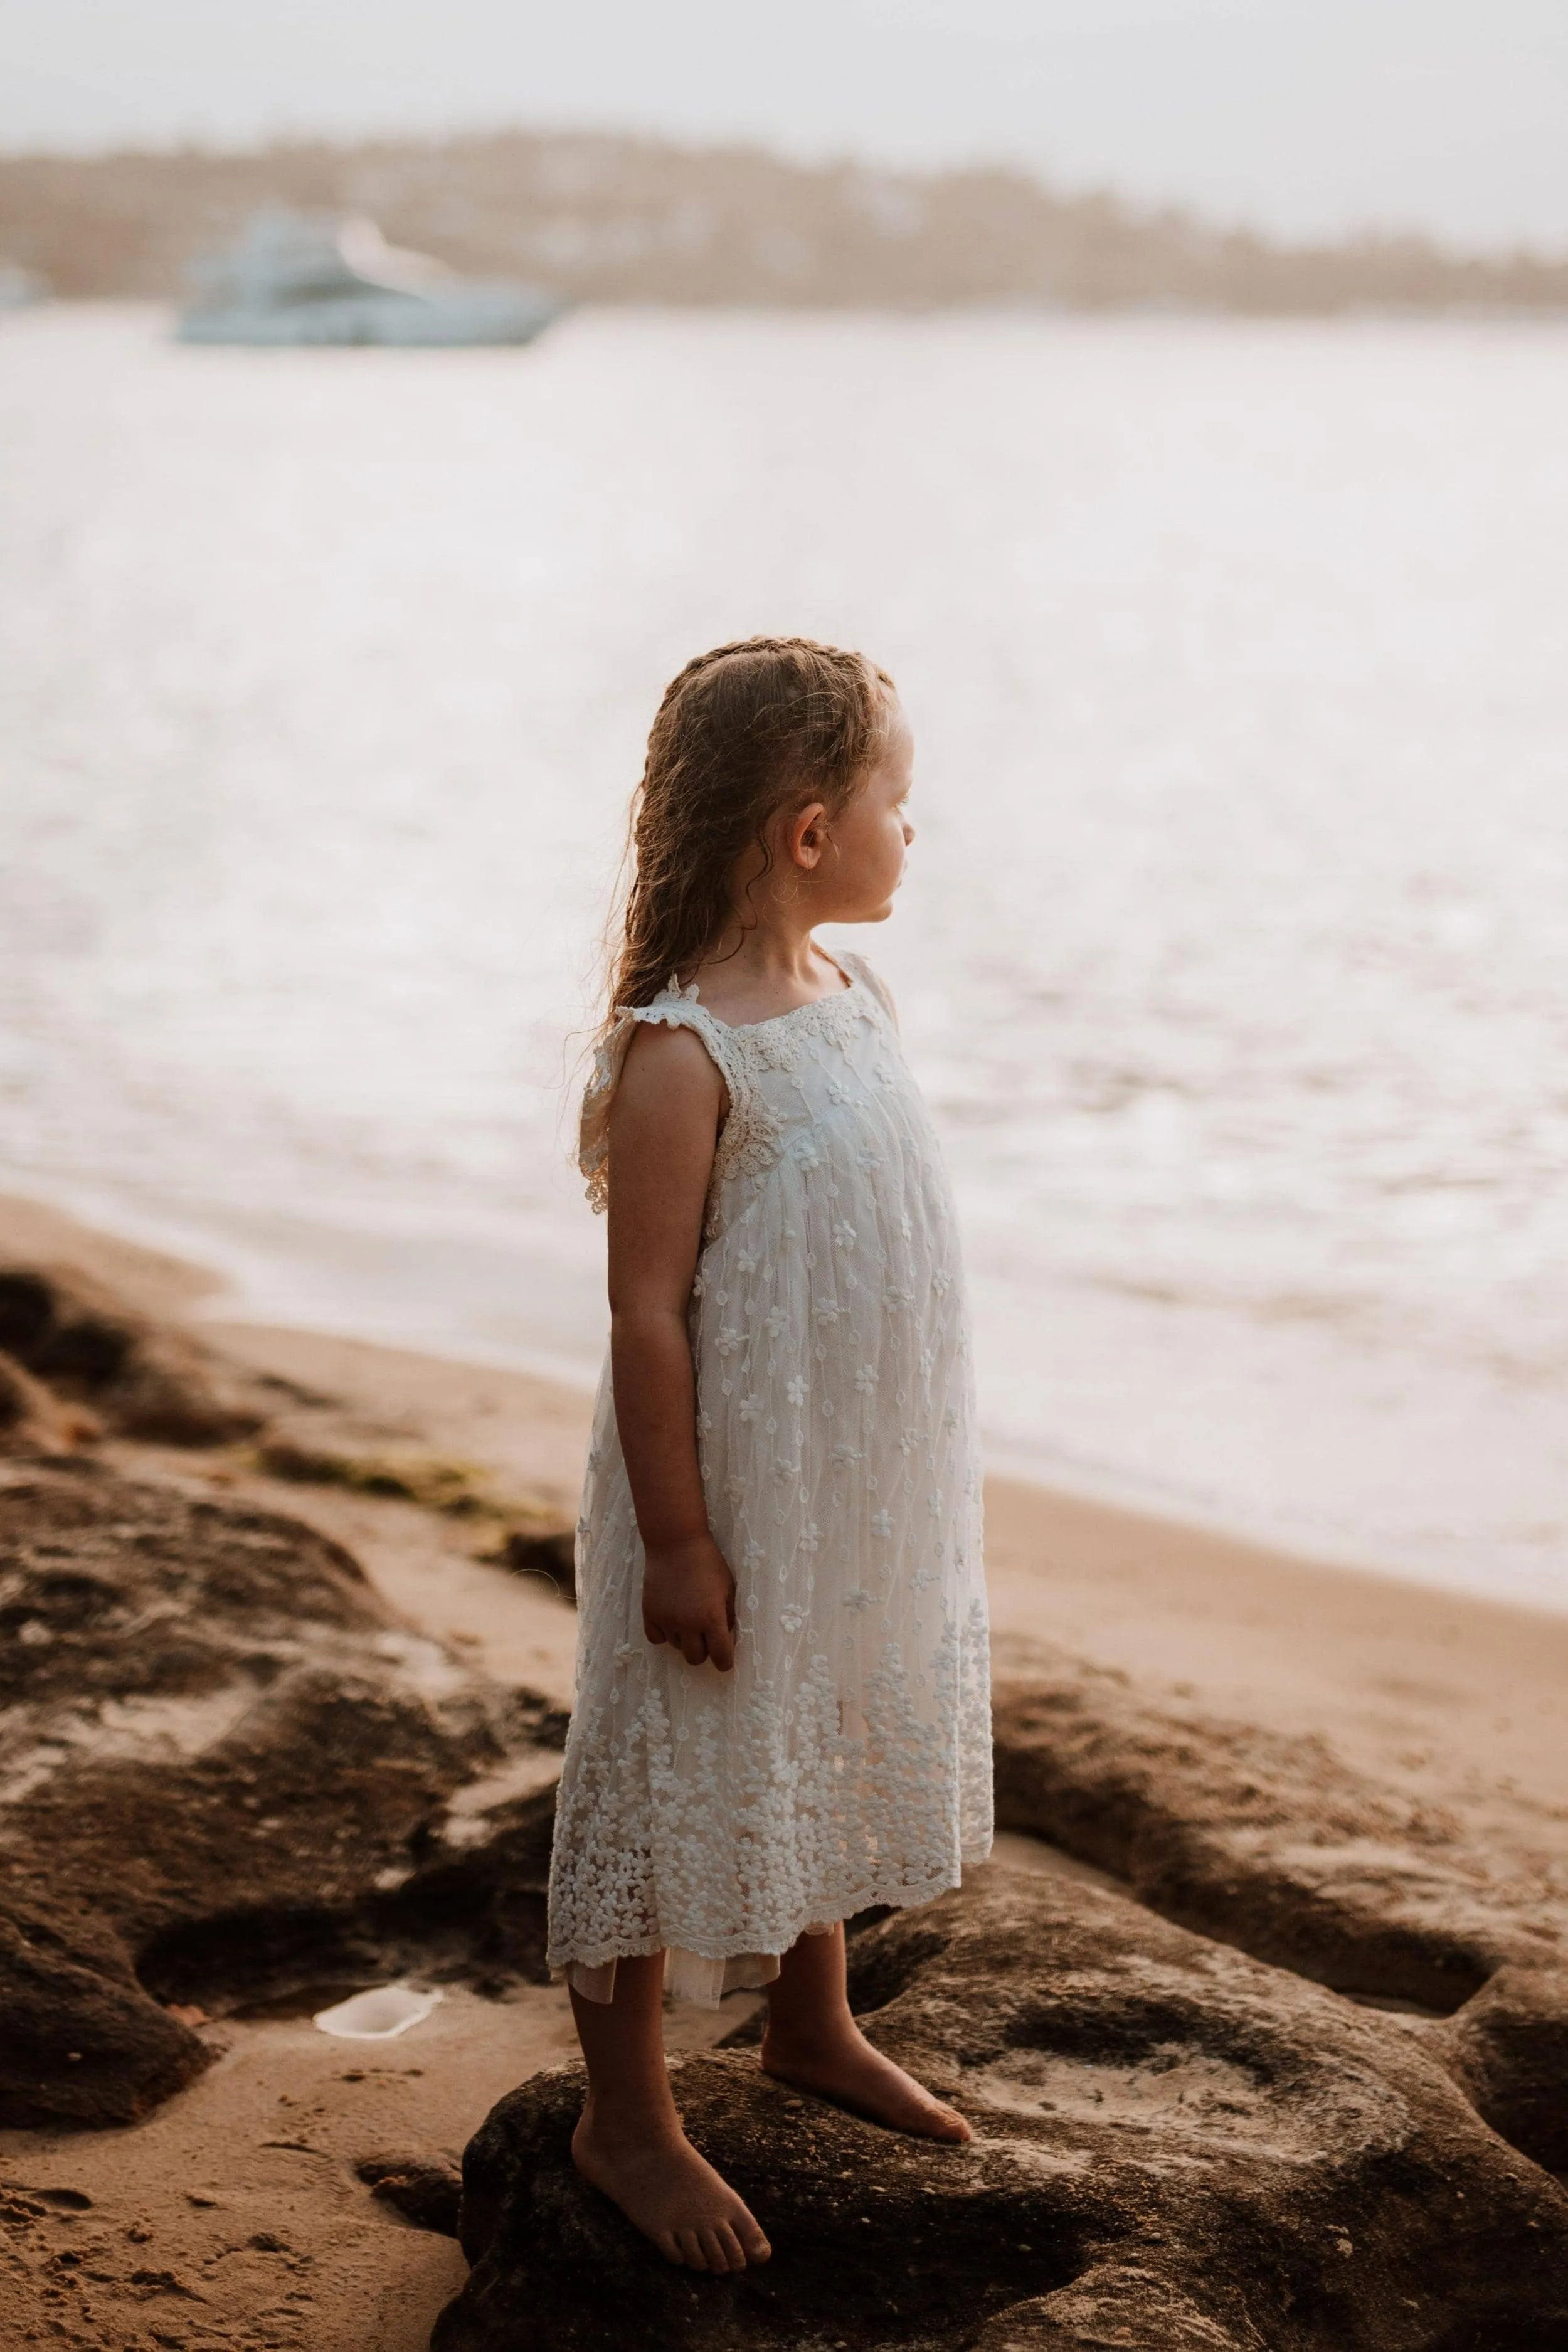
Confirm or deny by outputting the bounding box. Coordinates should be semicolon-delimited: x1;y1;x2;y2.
642;1534;738;1671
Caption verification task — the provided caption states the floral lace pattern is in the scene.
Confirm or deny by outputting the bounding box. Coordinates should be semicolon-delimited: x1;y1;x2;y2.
550;953;993;2003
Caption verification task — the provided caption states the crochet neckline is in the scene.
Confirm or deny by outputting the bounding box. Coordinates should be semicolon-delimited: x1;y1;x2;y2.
672;955;859;1036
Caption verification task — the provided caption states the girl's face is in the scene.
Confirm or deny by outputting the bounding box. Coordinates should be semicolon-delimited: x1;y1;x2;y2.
793;699;916;923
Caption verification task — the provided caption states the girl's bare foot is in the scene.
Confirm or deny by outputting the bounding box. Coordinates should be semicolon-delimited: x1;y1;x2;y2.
760;2017;973;2143
571;2102;773;2272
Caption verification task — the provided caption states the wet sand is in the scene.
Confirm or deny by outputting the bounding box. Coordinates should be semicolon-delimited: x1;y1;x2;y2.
3;1192;1565;2348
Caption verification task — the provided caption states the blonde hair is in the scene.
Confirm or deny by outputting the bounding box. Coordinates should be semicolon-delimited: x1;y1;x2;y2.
601;635;894;1035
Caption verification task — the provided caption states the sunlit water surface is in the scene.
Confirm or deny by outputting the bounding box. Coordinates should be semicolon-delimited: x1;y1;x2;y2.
3;304;1566;1602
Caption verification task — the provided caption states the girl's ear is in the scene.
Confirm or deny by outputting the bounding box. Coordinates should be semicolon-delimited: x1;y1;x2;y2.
786;801;829;871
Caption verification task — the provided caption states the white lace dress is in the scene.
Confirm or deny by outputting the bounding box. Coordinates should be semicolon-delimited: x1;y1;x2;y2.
547;952;992;2006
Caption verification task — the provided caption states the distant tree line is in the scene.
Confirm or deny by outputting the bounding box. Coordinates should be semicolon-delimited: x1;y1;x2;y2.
3;129;1566;312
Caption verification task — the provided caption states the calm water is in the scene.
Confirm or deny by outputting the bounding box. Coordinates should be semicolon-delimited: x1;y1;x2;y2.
3;303;1566;1602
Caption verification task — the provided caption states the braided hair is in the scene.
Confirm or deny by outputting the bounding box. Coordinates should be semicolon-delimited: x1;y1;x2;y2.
600;635;895;1036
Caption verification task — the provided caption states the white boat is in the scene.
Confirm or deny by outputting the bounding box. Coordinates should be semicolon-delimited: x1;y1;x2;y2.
177;208;563;347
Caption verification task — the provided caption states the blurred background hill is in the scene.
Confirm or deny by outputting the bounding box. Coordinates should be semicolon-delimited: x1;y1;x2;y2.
5;128;1568;312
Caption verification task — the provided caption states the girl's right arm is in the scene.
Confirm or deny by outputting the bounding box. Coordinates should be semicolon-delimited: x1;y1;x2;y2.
605;1022;738;1671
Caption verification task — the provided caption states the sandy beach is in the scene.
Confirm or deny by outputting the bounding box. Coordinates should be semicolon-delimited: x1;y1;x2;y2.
3;1191;1565;2349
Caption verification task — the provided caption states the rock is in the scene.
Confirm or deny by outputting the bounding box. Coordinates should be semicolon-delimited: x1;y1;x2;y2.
0;1892;203;2128
256;1432;580;1562
992;1661;1568;2183
0;1262;262;1444
434;1870;1568;2352
991;1660;1567;2009
0;1459;563;2126
356;2151;464;2236
495;1525;576;1604
1434;1963;1568;2175
0;1348;100;1453
258;1433;495;1512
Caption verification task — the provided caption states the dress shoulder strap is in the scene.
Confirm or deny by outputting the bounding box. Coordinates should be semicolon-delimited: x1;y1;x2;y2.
578;987;758;1215
834;951;900;1030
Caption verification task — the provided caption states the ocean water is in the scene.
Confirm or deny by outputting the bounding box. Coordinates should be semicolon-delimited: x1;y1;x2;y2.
3;302;1566;1604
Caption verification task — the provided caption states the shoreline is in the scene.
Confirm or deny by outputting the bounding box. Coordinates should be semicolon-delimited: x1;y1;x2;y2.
6;1184;1566;1813
9;1169;1562;1621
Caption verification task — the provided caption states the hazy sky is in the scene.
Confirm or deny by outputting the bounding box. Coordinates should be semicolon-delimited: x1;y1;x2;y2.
4;0;1567;250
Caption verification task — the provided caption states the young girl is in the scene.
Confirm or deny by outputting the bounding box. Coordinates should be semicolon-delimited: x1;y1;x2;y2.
547;636;992;2274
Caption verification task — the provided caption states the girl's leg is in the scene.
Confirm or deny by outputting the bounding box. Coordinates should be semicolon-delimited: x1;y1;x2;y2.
760;1924;972;2143
569;1954;771;2272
